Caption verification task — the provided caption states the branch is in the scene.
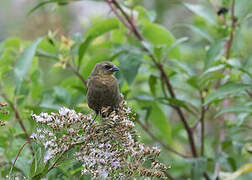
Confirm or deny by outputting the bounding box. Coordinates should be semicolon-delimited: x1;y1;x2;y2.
105;0;132;32
106;0;198;158
1;93;34;156
136;119;190;159
109;0;144;40
159;65;198;157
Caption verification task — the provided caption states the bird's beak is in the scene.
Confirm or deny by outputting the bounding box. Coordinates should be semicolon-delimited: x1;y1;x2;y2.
111;66;119;72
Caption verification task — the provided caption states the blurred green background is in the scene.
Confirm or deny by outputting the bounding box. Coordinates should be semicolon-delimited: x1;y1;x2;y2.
0;0;252;179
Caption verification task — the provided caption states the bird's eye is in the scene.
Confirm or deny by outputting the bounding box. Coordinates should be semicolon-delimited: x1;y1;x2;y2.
104;65;112;70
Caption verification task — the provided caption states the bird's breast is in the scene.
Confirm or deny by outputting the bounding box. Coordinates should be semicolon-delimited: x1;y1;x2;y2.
86;75;121;112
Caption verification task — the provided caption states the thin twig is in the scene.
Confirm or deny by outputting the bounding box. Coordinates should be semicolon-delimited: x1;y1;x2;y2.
199;91;206;156
105;0;132;31
68;63;87;87
214;0;236;179
136;119;190;159
1;93;34;156
8;141;29;179
111;0;144;40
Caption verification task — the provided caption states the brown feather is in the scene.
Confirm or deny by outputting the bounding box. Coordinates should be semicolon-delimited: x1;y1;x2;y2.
86;62;122;115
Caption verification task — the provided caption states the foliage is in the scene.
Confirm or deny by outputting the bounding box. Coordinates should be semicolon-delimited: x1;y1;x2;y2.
0;0;252;179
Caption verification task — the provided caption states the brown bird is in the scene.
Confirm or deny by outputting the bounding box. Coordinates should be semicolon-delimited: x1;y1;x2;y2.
86;61;122;122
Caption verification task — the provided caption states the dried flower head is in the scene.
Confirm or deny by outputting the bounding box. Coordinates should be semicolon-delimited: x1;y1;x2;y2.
31;100;168;179
0;102;8;126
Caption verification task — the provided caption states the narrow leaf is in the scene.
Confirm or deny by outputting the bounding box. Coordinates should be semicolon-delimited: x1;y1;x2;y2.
205;40;225;69
148;75;157;96
28;0;57;15
182;24;214;43
224;164;252;180
205;83;252;105
85;18;119;39
14;38;43;89
184;3;217;25
78;36;93;66
142;22;180;59
215;105;252;118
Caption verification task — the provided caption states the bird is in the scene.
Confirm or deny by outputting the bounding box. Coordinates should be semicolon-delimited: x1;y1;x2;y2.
86;61;122;124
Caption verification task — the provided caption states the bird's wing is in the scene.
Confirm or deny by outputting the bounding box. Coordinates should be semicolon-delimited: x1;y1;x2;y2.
86;77;92;92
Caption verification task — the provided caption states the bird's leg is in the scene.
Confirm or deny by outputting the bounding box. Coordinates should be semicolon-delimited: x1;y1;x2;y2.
91;112;99;125
87;111;99;133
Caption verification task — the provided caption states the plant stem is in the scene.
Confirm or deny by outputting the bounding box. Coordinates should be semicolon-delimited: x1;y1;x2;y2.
199;91;206;156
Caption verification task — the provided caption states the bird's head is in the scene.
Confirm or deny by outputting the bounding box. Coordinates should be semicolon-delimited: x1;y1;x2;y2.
91;61;119;76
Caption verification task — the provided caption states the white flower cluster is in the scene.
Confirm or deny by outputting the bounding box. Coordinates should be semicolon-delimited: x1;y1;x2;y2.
31;107;92;162
31;101;168;179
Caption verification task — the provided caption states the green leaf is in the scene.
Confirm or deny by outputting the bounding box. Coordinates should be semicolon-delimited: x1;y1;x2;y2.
29;156;36;178
78;36;93;67
187;157;207;180
4;37;21;49
134;6;156;22
184;3;217;25
136;97;172;142
14;38;43;90
161;97;197;116
170;59;195;76
149;103;172;143
205;40;225;69
215;105;252;118
205;83;252;105
85;18;119;39
111;29;126;44
142;22;180;59
148;75;157;96
118;51;142;84
202;64;225;75
28;0;57;15
182;24;214;43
